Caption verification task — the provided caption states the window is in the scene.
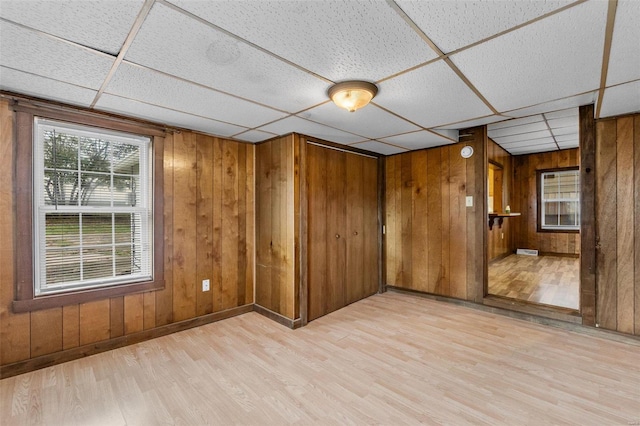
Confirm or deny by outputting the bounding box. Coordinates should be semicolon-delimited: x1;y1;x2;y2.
34;119;152;295
538;168;580;232
13;101;164;312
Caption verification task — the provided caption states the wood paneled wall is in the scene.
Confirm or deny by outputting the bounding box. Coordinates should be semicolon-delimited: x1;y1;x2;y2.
0;99;255;368
511;148;581;255
488;139;515;261
595;113;640;335
385;128;485;302
255;135;299;320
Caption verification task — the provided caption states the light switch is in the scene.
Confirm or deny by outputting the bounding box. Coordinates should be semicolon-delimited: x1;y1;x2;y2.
466;196;473;207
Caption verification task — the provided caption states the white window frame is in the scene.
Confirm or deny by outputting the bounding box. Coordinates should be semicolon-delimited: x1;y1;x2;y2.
540;169;580;231
33;118;153;296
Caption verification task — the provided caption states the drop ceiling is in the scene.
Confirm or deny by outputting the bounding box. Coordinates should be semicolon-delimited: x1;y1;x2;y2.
1;0;638;156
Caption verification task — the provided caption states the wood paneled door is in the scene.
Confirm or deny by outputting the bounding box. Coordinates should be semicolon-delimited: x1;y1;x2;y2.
307;144;379;321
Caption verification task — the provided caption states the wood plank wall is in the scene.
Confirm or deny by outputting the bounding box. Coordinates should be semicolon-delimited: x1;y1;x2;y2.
511;148;581;255
255;135;299;320
385;128;485;302
488;139;515;261
0;99;255;367
595;113;639;335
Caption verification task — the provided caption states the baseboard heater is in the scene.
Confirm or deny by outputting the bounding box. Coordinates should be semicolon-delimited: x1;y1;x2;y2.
516;248;539;256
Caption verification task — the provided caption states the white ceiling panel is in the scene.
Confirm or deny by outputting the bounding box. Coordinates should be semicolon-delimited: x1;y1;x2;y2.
550;126;577;137
0;21;114;90
451;1;608;112
96;94;248;137
380;130;456;151
125;3;328;113
432;129;459;142
499;136;556;147
509;143;558;155
504;92;598;118
546;116;577;130
488;122;549;139
436;114;507;131
555;133;579;143
0;66;96;107
167;0;437;82
0;0;144;55
493;130;552;144
350;141;407;156
557;141;579;149
599;80;640;118
488;114;544;130
543;107;578;120
606;0;640;86
232;130;278;143
105;63;287;129
303;103;419;139
375;60;492;128
257;116;367;145
396;0;572;53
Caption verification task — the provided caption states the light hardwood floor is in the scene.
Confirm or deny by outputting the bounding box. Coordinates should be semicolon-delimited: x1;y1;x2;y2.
489;254;580;310
2;292;638;425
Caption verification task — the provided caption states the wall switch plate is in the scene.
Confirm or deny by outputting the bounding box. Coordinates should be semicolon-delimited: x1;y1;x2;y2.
202;279;210;292
466;196;473;207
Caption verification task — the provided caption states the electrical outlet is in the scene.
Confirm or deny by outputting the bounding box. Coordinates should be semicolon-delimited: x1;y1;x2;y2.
202;279;210;292
465;196;473;207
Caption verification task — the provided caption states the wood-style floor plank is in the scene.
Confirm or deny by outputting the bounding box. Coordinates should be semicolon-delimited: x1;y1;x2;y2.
1;292;638;425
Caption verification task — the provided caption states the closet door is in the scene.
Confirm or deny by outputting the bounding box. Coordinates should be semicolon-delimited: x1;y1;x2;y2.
307;144;328;321
325;148;347;314
345;154;365;304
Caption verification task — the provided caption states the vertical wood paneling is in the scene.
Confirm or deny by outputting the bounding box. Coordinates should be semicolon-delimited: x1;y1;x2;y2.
596;119;618;330
385;156;398;286
363;157;379;297
0;100;30;364
196;134;214;316
280;140;294;317
1;99;257;370
427;149;443;294
466;127;486;302
411;150;427;292
579;105;596;326
346;155;364;304
172;132;198;321
615;117;634;334
124;294;144;335
635;116;640;335
222;141;239;310
440;147;451;296
307;144;327;321
30;308;62;357
400;154;413;289
449;144;467;299
326;148;347;314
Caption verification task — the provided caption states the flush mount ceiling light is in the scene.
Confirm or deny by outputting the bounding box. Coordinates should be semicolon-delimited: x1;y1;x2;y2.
328;81;378;113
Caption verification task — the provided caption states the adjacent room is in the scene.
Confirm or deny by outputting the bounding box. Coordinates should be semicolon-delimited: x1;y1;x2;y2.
1;0;639;424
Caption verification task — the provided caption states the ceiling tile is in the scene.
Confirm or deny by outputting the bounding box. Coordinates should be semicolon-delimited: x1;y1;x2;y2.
432;129;459;142
375;60;492;128
380;130;456;150
0;20;114;90
0;0;144;55
599;80;640;118
436;114;506;131
493;130;553;145
606;0;640;86
232;130;278;143
543;107;578;120
302;103;419;139
451;1;608;112
257;116;367;145
349;141;407;156
557;141;579;149
499;136;556;147
125;3;328;113
546;116;577;130
396;0;572;53
104;62;287;129
95;94;248;137
488;114;544;131
0;66;96;107
488;122;548;139
504;92;598;118
550;126;577;137
509;143;558;155
168;0;437;82
555;133;579;143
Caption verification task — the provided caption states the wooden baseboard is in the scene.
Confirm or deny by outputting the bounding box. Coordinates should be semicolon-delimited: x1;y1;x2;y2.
0;304;253;379
253;304;302;329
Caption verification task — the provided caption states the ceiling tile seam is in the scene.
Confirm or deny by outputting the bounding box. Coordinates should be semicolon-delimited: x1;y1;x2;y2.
488;127;554;139
89;0;156;109
499;89;599;118
435;114;506;130
497;137;559;147
99;92;252;132
348;139;409;152
386;0;499;116
0;65;99;93
118;59;291;114
0;17;117;60
231;129;278;139
369;102;457;142
595;0;619;119
157;0;334;85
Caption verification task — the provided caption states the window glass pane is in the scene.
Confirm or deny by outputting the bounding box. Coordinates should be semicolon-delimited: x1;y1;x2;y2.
82;247;114;280
80;172;112;206
114;213;134;244
544;202;559;226
559;173;578;198
113;175;140;207
43;171;79;206
115;245;134;276
45;214;79;247
43;131;78;171
543;173;558;198
46;248;80;284
112;142;140;175
82;213;113;246
80;137;111;173
559;201;579;226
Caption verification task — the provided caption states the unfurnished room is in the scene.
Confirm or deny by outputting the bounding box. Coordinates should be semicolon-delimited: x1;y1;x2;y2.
0;0;639;424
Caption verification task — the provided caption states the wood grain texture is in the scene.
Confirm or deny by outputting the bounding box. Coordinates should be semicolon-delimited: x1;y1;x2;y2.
3;292;639;425
196;134;214;316
635;115;640;336
579;104;596;326
307;144;327;321
487;140;515;261
0;99;257;371
465;126;486;303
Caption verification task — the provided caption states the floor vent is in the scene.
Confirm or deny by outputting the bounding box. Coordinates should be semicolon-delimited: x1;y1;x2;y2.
517;248;539;256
